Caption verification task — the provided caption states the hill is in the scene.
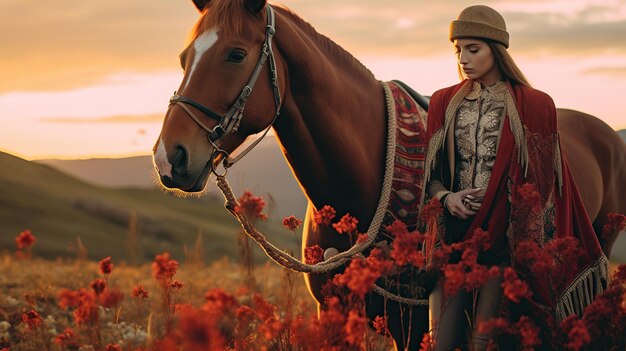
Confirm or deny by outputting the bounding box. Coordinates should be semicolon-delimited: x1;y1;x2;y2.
36;136;309;220
0;151;300;264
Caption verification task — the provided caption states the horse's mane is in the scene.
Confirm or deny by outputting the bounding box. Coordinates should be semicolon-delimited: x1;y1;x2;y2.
188;0;375;80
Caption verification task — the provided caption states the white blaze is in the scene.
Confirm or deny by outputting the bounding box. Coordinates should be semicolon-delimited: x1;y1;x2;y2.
181;29;219;89
154;137;173;178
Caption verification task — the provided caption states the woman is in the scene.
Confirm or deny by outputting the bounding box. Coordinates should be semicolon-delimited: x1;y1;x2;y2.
422;5;607;350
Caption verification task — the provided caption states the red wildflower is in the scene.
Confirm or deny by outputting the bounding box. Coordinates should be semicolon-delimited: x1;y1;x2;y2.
513;240;552;277
516;316;541;348
57;289;82;309
372;315;389;336
282;215;303;231
253;293;276;321
356;232;369;244
131;285;149;300
204;288;239;313
366;247;395;275
99;289;124;308
345;309;367;346
304;245;324;264
561;315;591;351
443;263;465;298
332;213;358;234
99;256;113;275
545;237;585;282
235;190;267;221
152;252;179;281
105;344;122;351
390;228;425;267
15;229;36;250
176;304;225;349
313;205;336;225
420;197;444;223
236;305;256;322
386;219;410;237
419;332;433;351
171;280;184;290
90;278;107;296
501;267;531;303
601;212;626;242
53;328;78;347
334;257;382;298
22;309;42;330
73;294;98;325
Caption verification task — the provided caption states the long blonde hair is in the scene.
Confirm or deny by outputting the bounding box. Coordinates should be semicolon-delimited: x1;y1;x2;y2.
457;39;531;87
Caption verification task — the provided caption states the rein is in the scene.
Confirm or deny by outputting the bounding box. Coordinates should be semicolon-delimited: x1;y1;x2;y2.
168;5;282;175
214;83;427;306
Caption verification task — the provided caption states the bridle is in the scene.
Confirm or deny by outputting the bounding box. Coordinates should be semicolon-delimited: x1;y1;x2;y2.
167;5;281;176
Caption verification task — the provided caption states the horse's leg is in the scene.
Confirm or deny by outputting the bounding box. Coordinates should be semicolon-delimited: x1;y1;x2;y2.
365;293;429;351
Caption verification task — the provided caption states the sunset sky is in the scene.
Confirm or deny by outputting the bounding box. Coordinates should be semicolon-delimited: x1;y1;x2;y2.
1;0;625;160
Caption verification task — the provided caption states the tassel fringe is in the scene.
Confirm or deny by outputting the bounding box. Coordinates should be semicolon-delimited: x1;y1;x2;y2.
556;254;608;322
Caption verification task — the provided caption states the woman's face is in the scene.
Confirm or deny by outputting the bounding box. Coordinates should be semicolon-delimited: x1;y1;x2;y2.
454;38;500;85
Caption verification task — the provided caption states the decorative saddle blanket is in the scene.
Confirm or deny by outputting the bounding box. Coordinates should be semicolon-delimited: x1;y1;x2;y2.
381;81;429;236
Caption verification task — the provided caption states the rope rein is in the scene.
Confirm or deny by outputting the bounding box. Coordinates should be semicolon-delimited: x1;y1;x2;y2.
214;82;427;305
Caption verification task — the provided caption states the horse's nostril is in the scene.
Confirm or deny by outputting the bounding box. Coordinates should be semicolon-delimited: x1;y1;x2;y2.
172;146;188;173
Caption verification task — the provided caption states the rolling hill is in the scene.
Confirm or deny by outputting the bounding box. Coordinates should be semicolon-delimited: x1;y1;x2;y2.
36;136;309;220
0;151;300;264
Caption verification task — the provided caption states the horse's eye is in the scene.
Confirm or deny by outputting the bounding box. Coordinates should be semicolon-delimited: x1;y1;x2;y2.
228;50;247;63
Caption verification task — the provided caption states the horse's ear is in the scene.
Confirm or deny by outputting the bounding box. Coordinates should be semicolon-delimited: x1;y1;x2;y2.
244;0;266;14
192;0;210;12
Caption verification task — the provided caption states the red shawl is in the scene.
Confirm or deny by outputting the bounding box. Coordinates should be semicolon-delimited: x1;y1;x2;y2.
423;79;608;320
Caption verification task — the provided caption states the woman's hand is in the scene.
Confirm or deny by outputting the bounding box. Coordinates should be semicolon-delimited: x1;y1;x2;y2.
445;188;483;219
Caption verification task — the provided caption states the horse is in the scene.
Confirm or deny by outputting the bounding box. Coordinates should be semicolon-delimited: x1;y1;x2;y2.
152;0;626;349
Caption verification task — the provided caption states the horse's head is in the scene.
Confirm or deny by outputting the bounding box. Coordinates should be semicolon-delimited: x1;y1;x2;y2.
153;0;284;192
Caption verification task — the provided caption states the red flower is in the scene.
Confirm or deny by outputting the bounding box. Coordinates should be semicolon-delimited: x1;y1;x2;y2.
204;288;240;313
90;278;107;296
386;219;410;237
235;190;267;221
561;315;591;351
513;240;552;277
73;294;98;325
57;289;83;309
372;315;389;336
419;332;433;351
501;267;531;303
477;317;512;335
443;263;465;298
131;285;149;300
332;213;358;234
99;289;124;308
366;247;395;275
390;228;425;267
53;328;78;348
282;215;303;231
171;280;184;290
152;252;179;281
22;309;42;330
99;256;113;275
313;205;336;225
334;257;382;298
516;316;541;348
304;245;324;264
344;309;367;346
420;197;444;223
601;212;626;242
15;230;36;250
105;344;122;351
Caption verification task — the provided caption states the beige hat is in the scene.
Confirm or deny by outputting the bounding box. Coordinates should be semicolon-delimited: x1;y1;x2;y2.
449;5;509;48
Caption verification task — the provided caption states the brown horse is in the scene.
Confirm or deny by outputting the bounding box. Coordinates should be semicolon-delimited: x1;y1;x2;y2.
152;0;626;349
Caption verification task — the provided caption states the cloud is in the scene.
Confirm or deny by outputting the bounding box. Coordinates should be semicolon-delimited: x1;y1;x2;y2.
41;114;164;124
581;66;626;75
2;0;626;94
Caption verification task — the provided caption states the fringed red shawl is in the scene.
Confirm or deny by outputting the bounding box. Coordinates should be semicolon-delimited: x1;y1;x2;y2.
422;79;608;320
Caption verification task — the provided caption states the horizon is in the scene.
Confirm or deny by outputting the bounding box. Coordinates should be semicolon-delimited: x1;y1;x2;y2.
1;0;626;160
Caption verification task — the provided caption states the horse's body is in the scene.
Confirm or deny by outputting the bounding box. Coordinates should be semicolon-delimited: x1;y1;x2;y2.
153;1;626;349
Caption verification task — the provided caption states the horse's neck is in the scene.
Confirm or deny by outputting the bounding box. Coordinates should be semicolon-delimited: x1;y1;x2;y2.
271;8;387;221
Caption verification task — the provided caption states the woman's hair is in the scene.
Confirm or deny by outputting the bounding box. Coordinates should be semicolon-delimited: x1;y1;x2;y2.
457;39;531;87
